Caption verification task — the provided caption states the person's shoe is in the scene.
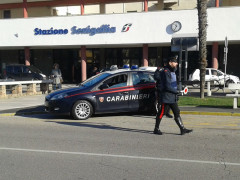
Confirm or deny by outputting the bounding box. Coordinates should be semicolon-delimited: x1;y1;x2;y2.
165;113;173;118
181;128;193;135
153;128;163;135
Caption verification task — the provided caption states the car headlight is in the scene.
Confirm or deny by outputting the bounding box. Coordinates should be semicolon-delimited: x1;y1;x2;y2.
51;93;68;100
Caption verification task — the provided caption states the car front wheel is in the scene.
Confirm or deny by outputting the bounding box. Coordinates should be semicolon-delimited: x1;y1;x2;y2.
225;79;234;87
72;100;93;120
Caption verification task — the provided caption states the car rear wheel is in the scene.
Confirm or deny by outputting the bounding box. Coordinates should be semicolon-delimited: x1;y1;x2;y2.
72;100;93;120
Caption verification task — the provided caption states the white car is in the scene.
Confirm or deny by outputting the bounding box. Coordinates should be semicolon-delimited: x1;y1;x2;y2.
139;66;157;72
189;68;240;87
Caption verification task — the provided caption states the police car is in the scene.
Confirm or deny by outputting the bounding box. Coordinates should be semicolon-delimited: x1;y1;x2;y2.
45;65;157;120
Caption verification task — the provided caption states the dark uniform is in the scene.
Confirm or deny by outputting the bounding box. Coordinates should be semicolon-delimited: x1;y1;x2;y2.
154;57;193;135
154;67;172;118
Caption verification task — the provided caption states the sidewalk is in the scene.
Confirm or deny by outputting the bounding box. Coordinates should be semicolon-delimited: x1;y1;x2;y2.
0;84;240;116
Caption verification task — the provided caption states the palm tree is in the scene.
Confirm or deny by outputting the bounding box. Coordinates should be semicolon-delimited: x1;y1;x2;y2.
197;0;208;99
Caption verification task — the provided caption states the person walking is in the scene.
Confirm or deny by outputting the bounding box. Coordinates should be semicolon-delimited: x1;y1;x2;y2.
154;60;173;118
51;63;63;90
154;56;192;135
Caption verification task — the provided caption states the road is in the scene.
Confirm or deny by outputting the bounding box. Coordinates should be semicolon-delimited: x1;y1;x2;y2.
0;113;240;180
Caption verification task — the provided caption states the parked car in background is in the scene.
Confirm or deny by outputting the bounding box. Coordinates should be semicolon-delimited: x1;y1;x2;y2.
4;64;47;81
189;68;240;87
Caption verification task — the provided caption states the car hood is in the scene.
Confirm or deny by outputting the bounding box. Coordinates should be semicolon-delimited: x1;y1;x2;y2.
229;75;240;82
46;86;89;99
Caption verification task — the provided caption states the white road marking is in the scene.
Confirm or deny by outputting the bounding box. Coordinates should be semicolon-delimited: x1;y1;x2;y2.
0;147;240;166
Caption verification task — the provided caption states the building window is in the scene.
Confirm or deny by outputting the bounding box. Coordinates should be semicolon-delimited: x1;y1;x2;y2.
3;10;11;19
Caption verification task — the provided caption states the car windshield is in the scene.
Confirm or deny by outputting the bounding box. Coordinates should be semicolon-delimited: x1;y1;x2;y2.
28;66;42;73
80;73;110;87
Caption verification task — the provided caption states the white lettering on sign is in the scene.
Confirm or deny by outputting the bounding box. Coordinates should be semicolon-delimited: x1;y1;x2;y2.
104;94;150;102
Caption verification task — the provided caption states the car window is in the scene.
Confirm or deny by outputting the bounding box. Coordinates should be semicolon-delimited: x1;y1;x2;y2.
23;66;30;73
100;74;128;89
132;72;155;85
217;71;223;76
206;69;209;75
81;73;110;87
29;66;42;73
6;66;13;73
14;66;22;73
211;70;217;76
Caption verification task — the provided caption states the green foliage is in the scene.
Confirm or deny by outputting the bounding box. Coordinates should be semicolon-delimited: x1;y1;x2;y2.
178;96;240;108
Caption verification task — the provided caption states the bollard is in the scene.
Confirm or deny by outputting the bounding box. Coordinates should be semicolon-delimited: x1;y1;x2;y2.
12;84;22;96
27;83;37;94
0;85;7;98
207;81;211;96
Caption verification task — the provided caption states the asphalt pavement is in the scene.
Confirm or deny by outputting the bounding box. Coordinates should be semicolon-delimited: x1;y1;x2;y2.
0;84;240;116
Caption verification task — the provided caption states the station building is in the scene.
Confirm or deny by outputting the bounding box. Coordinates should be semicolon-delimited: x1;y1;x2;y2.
0;0;240;83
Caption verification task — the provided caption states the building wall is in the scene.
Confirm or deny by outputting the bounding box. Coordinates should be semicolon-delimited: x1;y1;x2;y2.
84;5;100;15
105;3;124;14
28;7;53;17
125;2;144;12
166;0;197;10
1;7;240;48
2;0;240;19
155;0;164;10
222;0;240;6
0;7;53;19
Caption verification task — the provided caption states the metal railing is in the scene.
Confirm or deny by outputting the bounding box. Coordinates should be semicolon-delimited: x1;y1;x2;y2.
0;80;53;98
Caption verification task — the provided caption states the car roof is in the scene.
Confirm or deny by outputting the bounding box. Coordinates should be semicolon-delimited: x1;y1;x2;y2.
104;68;155;74
7;64;26;66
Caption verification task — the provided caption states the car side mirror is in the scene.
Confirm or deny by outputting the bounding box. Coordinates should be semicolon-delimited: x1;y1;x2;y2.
99;83;109;90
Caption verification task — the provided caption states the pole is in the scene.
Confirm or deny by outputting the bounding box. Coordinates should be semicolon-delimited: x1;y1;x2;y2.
184;49;188;84
179;38;182;90
223;36;228;92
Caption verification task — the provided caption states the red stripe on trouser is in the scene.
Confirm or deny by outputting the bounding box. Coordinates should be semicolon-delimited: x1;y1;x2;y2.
159;103;165;119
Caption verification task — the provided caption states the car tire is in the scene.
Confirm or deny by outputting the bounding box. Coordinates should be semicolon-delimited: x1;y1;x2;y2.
226;79;235;92
225;79;234;87
72;100;93;120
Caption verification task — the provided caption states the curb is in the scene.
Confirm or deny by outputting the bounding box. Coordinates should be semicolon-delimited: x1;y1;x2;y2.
181;111;240;117
1;111;240;117
0;111;47;117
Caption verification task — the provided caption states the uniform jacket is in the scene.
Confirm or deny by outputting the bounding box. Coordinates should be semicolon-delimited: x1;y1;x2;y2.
159;65;178;103
154;68;163;91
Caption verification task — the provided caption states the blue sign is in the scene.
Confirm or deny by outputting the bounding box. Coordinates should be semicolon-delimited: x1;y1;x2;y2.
34;24;116;36
34;28;68;35
71;25;116;36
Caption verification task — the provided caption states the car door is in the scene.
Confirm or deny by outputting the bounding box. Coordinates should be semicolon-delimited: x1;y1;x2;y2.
13;66;23;80
22;66;34;80
129;71;156;112
6;66;16;79
210;69;219;81
205;69;211;81
95;73;129;113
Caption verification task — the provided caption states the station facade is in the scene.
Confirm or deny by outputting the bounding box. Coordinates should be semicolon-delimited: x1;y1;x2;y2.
0;0;240;83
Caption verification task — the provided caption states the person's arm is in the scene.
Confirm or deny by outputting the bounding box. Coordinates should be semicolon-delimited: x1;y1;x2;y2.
57;69;62;77
154;69;161;81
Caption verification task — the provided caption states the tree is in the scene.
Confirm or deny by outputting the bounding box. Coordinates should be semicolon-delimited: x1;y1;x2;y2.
197;0;208;99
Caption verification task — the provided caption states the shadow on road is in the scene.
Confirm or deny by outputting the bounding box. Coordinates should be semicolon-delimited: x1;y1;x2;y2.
47;120;154;134
12;106;180;135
